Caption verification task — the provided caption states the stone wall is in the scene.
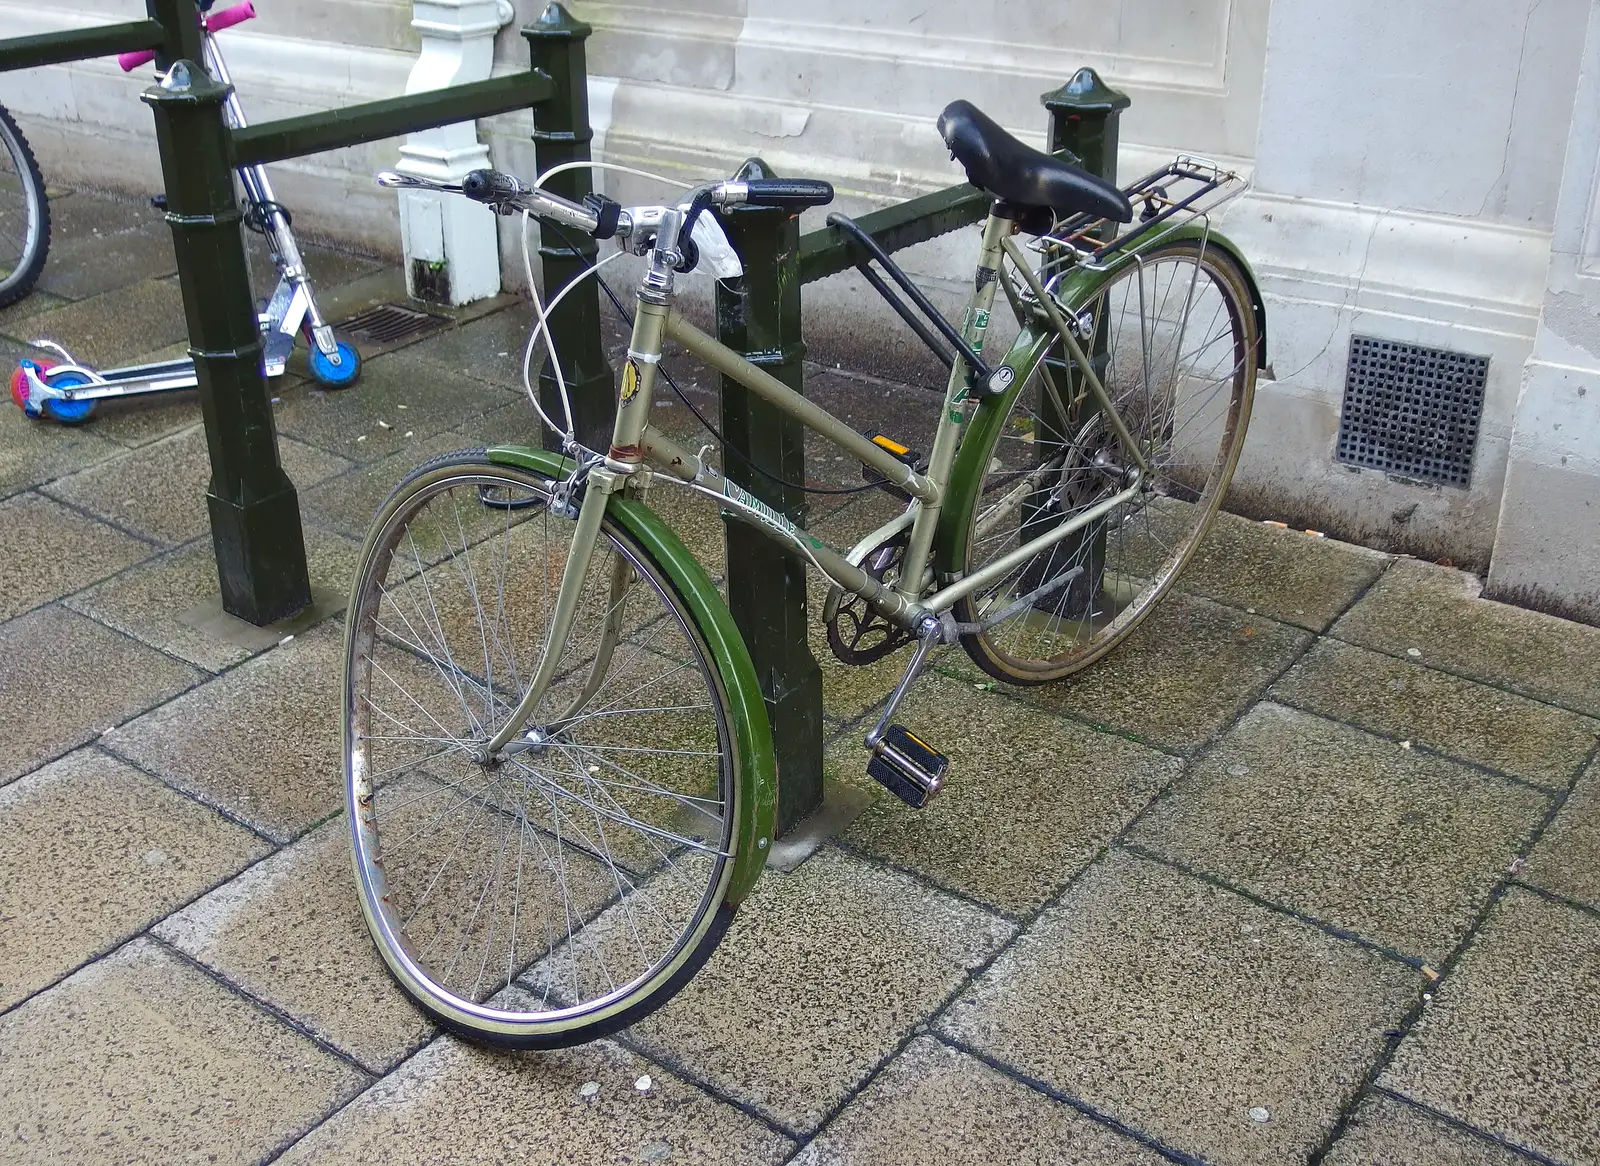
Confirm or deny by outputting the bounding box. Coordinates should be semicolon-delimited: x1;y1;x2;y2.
3;0;1597;618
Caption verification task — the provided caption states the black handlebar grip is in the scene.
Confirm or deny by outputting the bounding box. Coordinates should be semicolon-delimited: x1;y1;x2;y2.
461;168;524;204
742;179;834;210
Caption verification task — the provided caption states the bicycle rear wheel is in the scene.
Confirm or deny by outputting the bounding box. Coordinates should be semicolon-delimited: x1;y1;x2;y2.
344;450;743;1048
950;238;1257;683
0;105;48;310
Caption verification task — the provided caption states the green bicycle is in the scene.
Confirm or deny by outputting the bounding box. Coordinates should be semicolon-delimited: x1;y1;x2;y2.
347;99;1263;1048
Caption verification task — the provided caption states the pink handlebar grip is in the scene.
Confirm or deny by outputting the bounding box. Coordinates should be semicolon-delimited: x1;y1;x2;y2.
118;1;256;71
204;1;257;34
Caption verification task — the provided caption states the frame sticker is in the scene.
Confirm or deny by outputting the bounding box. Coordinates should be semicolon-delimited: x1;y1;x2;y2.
620;359;641;404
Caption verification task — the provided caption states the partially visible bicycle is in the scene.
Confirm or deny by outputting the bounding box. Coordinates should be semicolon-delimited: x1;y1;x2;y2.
347;99;1264;1049
8;0;362;423
0;101;48;310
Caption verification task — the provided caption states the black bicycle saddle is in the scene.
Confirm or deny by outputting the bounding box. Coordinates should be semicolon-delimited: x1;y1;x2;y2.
937;99;1132;223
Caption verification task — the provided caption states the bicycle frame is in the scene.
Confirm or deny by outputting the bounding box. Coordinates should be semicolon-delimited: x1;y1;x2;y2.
481;205;1148;756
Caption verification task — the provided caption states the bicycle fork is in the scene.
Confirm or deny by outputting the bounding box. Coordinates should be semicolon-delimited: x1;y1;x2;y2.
479;465;622;761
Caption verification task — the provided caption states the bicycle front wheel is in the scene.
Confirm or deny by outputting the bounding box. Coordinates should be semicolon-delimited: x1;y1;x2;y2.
0;104;48;309
950;238;1257;683
344;450;743;1048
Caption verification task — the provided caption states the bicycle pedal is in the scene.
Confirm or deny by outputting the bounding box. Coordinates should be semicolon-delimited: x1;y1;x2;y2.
867;724;948;809
860;433;925;501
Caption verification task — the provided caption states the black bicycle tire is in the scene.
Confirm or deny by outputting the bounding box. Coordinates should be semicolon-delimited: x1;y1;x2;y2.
0;103;50;310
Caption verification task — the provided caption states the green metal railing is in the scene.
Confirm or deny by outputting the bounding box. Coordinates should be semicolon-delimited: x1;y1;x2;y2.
718;69;1131;835
0;1;604;625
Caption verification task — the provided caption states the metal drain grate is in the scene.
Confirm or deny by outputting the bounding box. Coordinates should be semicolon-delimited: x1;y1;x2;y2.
1335;335;1489;487
335;303;447;344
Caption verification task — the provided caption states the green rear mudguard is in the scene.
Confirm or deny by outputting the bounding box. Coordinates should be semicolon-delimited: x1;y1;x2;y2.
934;224;1266;574
486;445;777;905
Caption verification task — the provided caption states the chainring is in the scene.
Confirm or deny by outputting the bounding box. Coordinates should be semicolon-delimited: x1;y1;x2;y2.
825;528;915;665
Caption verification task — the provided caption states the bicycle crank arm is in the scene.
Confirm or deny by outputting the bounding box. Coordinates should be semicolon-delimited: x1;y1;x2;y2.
863;626;949;809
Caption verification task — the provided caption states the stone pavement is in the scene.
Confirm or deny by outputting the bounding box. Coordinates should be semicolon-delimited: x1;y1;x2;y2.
2;187;1598;1165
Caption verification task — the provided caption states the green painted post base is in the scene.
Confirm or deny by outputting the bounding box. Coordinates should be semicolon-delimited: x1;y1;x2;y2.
144;37;311;627
724;525;826;835
205;488;315;624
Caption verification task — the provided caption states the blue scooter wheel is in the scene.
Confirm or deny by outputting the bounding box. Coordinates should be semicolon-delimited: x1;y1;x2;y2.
309;340;362;388
40;369;96;424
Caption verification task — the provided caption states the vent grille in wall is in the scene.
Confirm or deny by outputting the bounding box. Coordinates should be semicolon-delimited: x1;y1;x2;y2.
1335;336;1489;487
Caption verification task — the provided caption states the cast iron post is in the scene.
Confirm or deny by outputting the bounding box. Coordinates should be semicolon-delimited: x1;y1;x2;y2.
524;2;613;453
143;0;312;625
717;157;825;837
1033;67;1130;615
1042;66;1129;222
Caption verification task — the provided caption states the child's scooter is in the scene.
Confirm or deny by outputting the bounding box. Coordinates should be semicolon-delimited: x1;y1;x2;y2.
8;0;361;423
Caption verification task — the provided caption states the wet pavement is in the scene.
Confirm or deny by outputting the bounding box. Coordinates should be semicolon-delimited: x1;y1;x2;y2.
1;188;1597;1165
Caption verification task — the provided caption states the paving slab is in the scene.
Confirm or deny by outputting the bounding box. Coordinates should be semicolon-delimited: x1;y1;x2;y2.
0;490;150;621
1131;703;1549;962
792;1034;1168;1165
105;622;346;841
403;301;532;389
298;431;478;538
828;672;1180;915
940;851;1418;1166
276;1030;793;1165
955;591;1312;754
87;367;205;448
0;293;66;341
801;370;944;489
43;422;349;544
0;938;367;1166
1382;888;1600;1164
271;346;515;463
1323;1093;1535;1166
0;604;200;785
42;188;165;242
0;276;189;368
155;817;433;1074
1272;639;1600;790
1173;512;1389;631
66;525;360;671
451;397;546;446
625;845;1014;1133
0;748;268;1010
35;222;178;301
0;389;124;498
246;235;385;306
1522;756;1600;910
1332;559;1600;717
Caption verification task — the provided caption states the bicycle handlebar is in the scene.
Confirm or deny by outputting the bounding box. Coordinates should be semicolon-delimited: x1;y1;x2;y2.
718;178;834;210
378;169;604;236
118;0;255;72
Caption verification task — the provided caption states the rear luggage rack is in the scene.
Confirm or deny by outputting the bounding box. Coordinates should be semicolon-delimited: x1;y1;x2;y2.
1040;155;1249;271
